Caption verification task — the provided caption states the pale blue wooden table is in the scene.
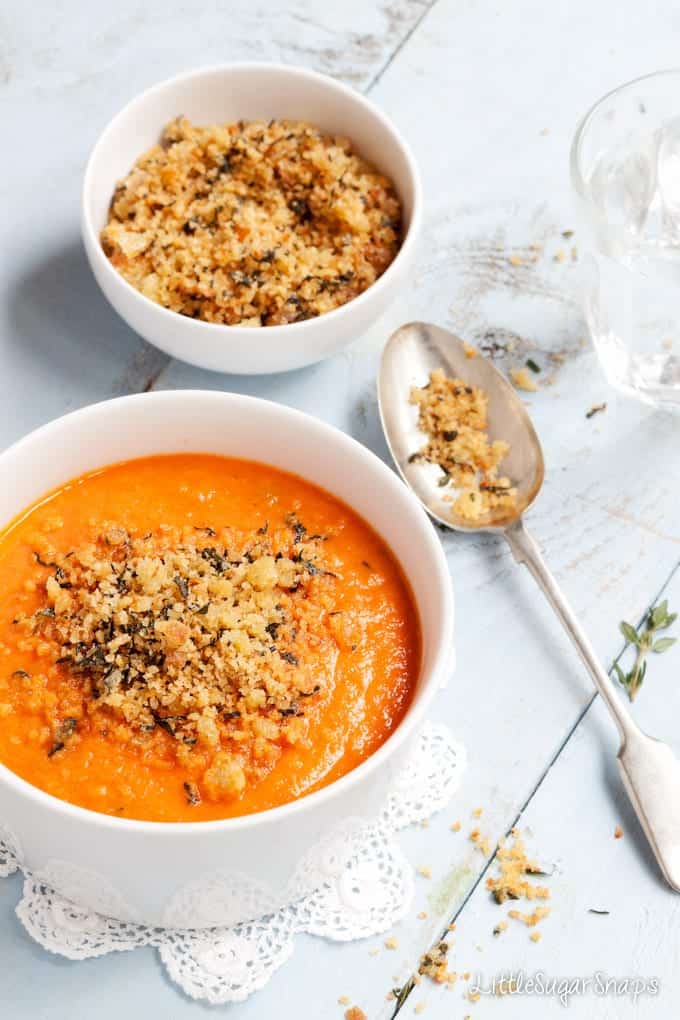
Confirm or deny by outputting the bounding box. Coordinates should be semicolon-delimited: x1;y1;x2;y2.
2;2;680;1017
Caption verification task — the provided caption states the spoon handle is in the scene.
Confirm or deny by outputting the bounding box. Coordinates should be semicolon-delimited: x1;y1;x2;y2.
505;517;680;892
504;518;632;738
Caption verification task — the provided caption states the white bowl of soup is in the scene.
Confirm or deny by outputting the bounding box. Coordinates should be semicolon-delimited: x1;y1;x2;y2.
0;391;453;927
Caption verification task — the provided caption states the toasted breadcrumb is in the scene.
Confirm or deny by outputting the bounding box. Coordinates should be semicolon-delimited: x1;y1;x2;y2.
530;930;542;942
469;827;491;856
472;807;483;818
417;911;428;920
508;254;523;266
486;832;549;904
409;369;518;522
509;366;538;392
338;996;350;1006
614;825;624;839
385;936;399;950
414;1002;426;1014
102;118;401;328
493;921;508;936
419;941;453;984
417;865;432;879
586;402;607;419
451;821;462;832
345;1008;367;1020
463;343;478;359
19;514;340;803
508;905;550;926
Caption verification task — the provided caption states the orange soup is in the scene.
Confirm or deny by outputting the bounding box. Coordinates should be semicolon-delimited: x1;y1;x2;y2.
0;455;420;822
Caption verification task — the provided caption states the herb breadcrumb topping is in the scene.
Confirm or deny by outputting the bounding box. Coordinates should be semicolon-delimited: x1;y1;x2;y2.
101;117;402;327
409;368;518;522
16;513;342;802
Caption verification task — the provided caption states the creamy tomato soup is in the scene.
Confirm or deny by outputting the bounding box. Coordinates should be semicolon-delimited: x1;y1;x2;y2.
0;454;419;822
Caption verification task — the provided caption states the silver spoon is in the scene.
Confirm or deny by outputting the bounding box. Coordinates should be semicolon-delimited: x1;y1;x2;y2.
379;320;680;892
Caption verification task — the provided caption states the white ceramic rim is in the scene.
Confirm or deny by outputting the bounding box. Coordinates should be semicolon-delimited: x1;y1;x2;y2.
81;62;423;341
0;391;453;836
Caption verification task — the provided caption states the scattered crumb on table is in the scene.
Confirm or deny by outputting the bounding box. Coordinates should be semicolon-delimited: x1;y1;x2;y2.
586;401;607;419
509;366;538;392
486;829;550;905
615;825;624;839
470;827;491;856
508;905;550;926
419;941;454;984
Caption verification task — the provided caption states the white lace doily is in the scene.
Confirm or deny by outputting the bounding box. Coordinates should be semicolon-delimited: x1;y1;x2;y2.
0;723;465;1004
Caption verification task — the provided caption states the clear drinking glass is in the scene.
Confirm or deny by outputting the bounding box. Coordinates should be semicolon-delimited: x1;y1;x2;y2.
571;70;680;411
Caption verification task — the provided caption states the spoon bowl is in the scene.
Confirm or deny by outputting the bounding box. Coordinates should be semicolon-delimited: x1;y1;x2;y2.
378;321;544;531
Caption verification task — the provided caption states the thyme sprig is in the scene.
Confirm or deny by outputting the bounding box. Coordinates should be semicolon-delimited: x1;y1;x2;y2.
613;600;677;701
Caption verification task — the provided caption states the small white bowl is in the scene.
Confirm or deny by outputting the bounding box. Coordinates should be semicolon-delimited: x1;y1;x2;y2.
82;64;422;375
0;392;452;927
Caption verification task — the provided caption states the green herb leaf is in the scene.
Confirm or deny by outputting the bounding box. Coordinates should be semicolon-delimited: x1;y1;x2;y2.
652;637;677;653
619;621;639;645
615;600;677;701
650;601;669;627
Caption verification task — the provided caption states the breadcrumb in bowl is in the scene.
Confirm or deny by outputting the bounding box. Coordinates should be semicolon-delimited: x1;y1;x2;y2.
83;64;422;374
102;117;402;328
